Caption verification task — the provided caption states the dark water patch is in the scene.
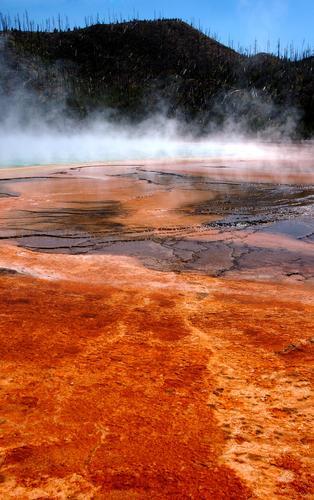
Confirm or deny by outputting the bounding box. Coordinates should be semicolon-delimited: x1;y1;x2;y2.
0;181;20;198
0;176;68;183
188;183;314;229
108;168;205;189
16;235;97;253
222;243;314;281
0;267;21;276
92;237;314;282
189;183;314;214
201;165;231;169
261;219;314;239
12;201;127;235
0;192;19;198
0;200;129;254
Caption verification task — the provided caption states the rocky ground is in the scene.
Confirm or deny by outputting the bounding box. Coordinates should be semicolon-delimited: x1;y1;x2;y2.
0;156;313;498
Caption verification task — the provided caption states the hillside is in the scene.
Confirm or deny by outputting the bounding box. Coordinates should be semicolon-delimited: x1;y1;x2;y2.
1;19;313;136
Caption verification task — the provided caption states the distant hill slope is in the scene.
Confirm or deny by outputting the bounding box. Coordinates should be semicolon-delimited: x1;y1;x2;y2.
1;19;313;136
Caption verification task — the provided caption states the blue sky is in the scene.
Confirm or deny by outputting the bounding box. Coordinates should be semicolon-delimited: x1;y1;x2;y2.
1;0;313;53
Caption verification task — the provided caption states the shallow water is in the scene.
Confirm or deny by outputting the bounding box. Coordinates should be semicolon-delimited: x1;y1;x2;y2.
0;138;313;169
0;159;313;283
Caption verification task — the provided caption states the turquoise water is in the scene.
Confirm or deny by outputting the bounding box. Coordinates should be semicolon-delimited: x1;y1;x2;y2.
0;135;278;168
0;134;313;169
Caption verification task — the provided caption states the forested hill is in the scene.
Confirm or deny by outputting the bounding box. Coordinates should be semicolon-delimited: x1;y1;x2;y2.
1;19;313;136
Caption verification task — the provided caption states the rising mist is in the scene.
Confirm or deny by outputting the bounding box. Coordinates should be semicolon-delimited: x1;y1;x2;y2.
0;25;312;168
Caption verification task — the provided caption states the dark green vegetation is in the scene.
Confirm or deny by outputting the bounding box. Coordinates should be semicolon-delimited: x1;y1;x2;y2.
1;19;313;136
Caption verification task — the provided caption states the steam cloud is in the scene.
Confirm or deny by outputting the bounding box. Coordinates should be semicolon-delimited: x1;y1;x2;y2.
0;34;311;169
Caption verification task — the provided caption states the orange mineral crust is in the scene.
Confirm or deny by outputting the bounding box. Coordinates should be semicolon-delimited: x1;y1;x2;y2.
0;159;313;499
0;264;313;499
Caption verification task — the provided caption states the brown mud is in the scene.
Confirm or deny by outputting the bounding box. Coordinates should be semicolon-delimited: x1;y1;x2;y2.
0;158;313;498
